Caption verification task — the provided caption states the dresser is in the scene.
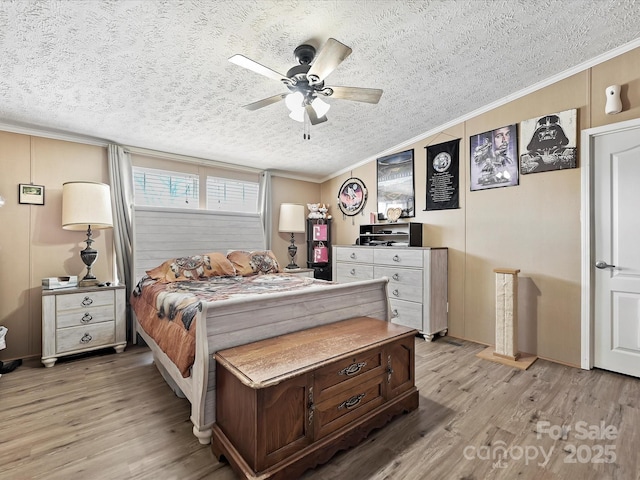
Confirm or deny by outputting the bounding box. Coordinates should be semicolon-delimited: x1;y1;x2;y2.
212;316;418;480
333;246;448;340
41;285;126;367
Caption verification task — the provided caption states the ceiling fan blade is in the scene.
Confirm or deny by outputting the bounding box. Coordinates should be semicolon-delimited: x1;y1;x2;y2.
243;93;287;111
326;86;383;104
307;38;352;85
305;105;328;125
229;54;290;84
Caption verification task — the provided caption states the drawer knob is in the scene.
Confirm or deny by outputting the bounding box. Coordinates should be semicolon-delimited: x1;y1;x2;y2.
350;253;356;259
338;361;367;376
393;255;400;262
81;296;94;306
338;393;366;410
392;289;399;297
81;313;93;324
391;309;399;318
350;269;356;275
80;333;93;344
392;273;400;281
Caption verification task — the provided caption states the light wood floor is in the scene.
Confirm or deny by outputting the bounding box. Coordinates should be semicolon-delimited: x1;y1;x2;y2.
1;338;639;480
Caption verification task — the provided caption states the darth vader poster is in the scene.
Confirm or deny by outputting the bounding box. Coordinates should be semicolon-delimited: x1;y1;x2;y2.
519;109;577;174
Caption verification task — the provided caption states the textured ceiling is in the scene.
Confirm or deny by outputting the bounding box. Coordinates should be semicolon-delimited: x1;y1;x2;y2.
0;0;639;181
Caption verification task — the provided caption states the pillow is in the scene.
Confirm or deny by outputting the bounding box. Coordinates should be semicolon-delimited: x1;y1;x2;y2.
146;252;236;282
227;250;281;276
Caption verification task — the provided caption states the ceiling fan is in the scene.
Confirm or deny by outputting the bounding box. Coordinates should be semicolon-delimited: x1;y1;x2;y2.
229;38;383;136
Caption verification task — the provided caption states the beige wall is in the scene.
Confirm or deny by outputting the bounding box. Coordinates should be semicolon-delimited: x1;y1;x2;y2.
0;135;112;360
322;47;640;367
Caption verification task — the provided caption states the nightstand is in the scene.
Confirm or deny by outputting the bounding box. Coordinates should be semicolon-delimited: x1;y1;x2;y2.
284;268;315;278
41;284;126;367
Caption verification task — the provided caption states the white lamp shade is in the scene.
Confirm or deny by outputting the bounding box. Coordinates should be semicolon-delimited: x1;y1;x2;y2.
62;181;113;231
278;203;305;233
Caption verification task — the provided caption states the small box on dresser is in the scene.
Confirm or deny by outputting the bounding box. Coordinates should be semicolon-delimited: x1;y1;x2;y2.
41;284;126;367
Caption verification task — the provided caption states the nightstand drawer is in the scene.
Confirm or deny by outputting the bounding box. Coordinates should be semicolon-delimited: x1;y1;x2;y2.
56;322;115;354
56;304;115;329
56;290;114;312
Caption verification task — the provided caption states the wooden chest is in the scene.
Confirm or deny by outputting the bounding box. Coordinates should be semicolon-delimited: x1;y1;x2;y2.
212;316;418;480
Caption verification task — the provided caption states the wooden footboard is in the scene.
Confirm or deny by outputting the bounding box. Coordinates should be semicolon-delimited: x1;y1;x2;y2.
189;277;391;445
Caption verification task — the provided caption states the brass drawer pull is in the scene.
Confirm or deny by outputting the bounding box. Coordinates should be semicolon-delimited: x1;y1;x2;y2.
80;333;93;344
338;393;366;410
81;313;93;324
81;296;93;306
308;387;314;425
338;361;367;376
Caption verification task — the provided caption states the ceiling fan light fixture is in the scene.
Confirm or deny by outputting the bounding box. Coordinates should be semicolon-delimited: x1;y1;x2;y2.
311;97;330;118
289;108;305;123
285;91;305;112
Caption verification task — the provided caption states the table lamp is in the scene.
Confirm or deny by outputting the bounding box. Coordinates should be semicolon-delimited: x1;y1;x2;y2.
278;203;305;269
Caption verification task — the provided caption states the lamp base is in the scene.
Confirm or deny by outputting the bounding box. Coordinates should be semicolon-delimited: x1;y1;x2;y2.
79;278;100;288
287;234;298;270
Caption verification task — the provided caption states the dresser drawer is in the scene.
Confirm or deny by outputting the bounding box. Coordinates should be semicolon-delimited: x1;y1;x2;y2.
374;248;423;268
56;322;115;354
335;247;374;264
56;290;114;312
57;304;115;329
375;266;423;301
389;298;423;331
335;262;374;283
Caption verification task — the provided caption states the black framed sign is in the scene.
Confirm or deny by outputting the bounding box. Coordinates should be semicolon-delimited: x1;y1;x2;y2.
337;177;368;217
18;183;45;205
425;139;460;210
376;149;415;220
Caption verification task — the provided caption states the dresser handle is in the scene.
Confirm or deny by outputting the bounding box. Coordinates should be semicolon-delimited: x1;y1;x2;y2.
350;253;356;259
392;273;400;281
392;289;399;297
80;333;93;344
338;393;366;410
387;355;394;383
391;309;399;318
350;268;356;275
81;313;93;324
338;361;367;376
81;297;93;306
393;255;400;262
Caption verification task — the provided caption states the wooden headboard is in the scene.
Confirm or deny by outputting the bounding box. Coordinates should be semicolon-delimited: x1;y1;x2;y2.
132;206;266;286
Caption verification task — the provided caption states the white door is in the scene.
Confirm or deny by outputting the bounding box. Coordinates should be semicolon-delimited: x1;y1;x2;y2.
593;125;640;377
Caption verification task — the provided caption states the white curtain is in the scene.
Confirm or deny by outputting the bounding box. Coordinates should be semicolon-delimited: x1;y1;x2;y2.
108;144;134;341
258;170;272;249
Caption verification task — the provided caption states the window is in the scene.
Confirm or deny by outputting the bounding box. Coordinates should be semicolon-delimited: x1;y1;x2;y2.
206;176;258;213
133;167;199;209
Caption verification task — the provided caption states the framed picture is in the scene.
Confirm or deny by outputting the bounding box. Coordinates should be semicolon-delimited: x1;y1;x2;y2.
377;149;415;220
18;183;45;205
519;109;578;174
337;177;368;217
470;124;519;191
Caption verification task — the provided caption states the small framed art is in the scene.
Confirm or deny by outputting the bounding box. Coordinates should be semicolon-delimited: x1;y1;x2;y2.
18;184;45;205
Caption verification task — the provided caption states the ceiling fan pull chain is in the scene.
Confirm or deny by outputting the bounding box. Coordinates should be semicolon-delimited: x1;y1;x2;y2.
303;110;311;140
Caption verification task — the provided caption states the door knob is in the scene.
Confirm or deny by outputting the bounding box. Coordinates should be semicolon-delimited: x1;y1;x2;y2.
595;261;616;269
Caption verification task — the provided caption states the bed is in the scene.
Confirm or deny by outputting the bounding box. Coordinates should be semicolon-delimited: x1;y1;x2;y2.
131;206;391;444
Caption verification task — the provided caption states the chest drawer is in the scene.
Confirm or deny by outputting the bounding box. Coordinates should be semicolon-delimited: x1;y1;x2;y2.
56;304;115;329
335;262;374;283
56;322;115;354
56;290;114;312
374;248;423;267
335;247;374;264
374;266;423;301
